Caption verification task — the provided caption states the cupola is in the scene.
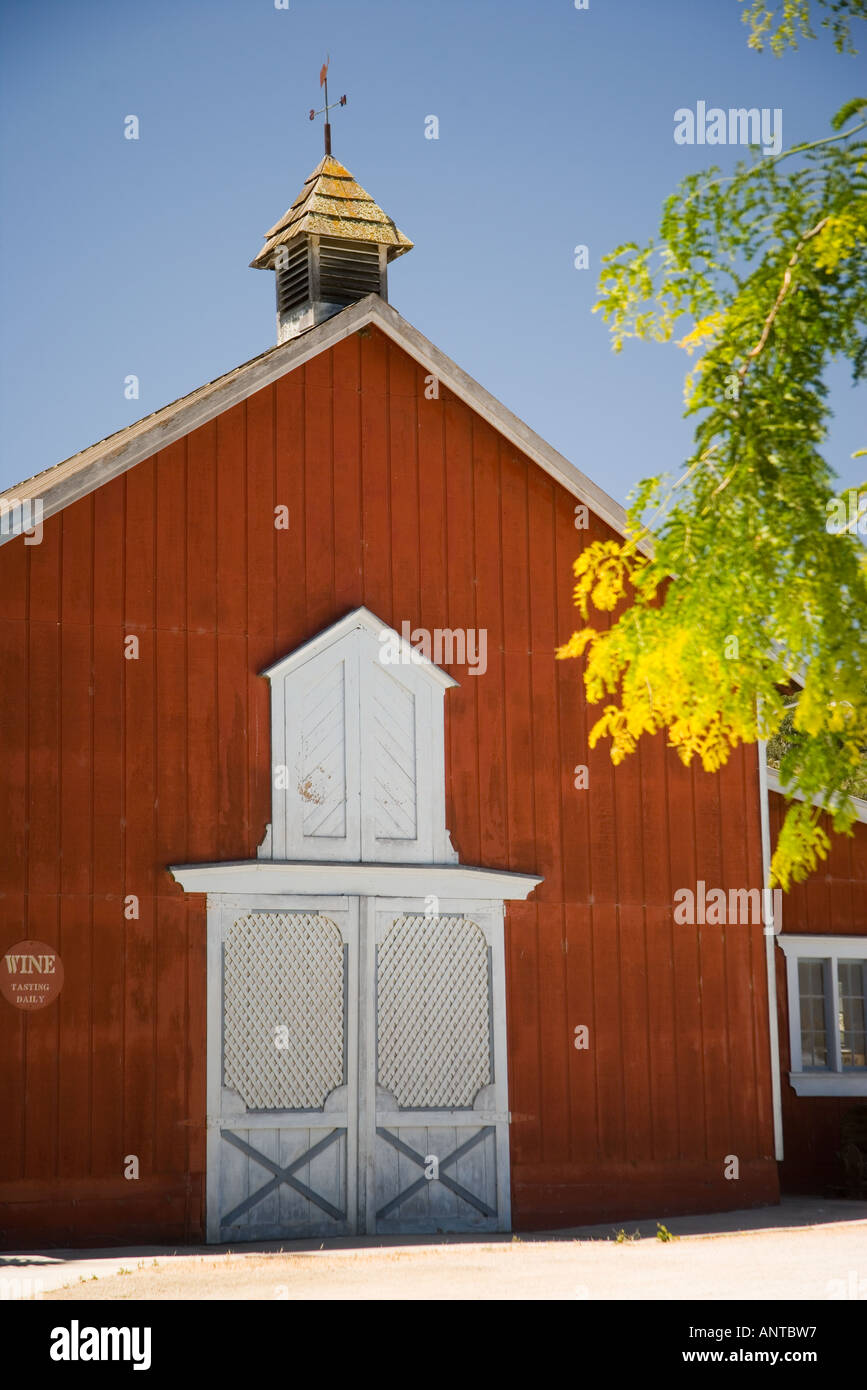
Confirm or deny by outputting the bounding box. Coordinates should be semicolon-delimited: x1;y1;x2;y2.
250;154;413;344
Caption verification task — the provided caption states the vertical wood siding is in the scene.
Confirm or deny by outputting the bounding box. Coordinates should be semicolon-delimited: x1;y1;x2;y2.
0;326;781;1243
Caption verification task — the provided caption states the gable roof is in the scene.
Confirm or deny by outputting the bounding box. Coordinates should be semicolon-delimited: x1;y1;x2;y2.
250;155;413;270
0;295;629;547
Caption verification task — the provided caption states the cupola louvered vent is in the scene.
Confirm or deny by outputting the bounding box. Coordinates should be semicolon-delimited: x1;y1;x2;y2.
276;240;310;315
252;156;412;344
319;237;382;304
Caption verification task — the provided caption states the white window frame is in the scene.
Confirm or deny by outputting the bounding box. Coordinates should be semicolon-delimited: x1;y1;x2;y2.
778;934;867;1096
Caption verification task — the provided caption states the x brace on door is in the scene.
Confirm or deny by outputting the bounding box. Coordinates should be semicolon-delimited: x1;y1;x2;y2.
220;1128;345;1226
376;1125;497;1220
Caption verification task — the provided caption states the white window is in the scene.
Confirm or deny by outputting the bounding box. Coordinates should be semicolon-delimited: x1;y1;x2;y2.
778;935;867;1096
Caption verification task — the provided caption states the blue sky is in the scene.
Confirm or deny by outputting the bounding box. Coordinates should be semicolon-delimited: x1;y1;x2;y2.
0;0;863;504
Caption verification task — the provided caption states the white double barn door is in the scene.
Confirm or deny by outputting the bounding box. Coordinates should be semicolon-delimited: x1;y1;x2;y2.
207;894;511;1241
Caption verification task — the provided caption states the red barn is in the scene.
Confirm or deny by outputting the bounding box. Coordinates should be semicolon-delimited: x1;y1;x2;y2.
1;154;864;1247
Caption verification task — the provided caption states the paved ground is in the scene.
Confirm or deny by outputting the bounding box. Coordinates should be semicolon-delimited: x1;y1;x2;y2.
2;1198;865;1301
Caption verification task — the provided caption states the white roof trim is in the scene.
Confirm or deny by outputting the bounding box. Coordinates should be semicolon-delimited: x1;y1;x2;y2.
371;302;629;540
766;766;867;825
0;295;629;547
168;859;543;900
261;604;459;689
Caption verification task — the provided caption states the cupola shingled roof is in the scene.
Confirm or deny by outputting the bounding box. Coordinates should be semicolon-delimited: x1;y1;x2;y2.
250;154;413;270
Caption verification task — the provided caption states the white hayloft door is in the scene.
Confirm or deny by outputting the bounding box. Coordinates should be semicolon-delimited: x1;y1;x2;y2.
262;607;455;864
171;608;541;1240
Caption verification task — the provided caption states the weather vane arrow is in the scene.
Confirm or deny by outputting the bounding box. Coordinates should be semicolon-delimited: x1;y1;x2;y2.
309;57;346;156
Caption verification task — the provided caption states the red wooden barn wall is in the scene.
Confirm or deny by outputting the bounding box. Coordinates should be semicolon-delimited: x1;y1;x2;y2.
770;793;867;1194
0;325;779;1246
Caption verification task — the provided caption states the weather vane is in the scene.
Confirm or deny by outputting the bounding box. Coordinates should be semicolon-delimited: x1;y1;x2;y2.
309;58;346;156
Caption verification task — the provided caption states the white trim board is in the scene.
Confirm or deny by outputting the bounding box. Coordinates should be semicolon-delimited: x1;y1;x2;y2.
777;934;867;959
785;1073;867;1098
757;741;784;1161
170;859;542;899
0;296;629;547
766;766;867;825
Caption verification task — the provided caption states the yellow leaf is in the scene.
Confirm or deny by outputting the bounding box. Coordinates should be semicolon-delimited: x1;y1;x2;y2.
677;313;723;355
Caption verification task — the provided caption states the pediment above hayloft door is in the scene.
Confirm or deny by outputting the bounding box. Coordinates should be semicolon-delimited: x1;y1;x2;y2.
170;607;542;901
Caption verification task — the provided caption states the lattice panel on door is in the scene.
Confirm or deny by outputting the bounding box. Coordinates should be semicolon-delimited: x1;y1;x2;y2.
224;912;345;1110
377;915;492;1107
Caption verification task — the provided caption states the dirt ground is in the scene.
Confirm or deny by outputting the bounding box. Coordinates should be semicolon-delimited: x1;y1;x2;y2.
16;1204;867;1301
